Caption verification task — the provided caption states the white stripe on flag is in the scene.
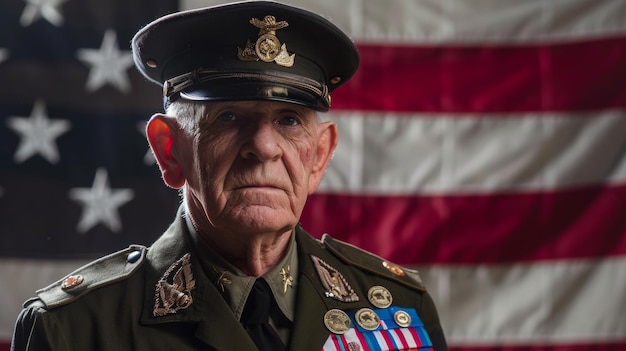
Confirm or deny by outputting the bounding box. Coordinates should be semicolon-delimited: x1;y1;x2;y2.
320;110;626;194
414;256;626;345
181;0;626;43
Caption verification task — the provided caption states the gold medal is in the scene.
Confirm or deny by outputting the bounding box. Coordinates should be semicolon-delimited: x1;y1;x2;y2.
394;310;412;327
355;308;380;331
324;309;351;334
367;285;393;308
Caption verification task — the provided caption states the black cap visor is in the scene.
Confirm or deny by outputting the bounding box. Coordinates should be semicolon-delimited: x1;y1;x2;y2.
168;69;330;111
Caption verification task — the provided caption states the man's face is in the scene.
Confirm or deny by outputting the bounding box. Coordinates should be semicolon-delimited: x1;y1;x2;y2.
176;100;335;235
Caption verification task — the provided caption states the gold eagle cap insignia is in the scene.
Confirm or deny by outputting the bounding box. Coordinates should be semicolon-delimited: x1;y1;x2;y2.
153;253;196;316
237;15;295;67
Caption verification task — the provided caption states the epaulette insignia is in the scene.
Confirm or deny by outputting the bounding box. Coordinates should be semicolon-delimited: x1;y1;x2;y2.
153;253;196;316
383;261;405;277
61;275;84;290
311;255;359;303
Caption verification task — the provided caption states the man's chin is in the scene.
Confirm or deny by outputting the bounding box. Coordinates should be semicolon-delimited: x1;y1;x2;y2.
222;207;297;233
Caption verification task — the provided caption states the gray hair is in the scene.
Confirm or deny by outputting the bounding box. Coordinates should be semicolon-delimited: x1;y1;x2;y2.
165;100;205;134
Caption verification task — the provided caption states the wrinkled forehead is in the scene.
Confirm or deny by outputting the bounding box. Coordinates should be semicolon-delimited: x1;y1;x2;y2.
204;100;317;116
169;100;322;126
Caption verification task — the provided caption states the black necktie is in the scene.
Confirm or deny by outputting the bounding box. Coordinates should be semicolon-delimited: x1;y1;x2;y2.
241;278;286;351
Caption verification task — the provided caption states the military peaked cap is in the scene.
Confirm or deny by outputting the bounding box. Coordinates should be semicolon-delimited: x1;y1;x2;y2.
132;0;359;111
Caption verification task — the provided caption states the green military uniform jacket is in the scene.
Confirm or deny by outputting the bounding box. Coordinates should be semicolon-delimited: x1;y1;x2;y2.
12;208;447;351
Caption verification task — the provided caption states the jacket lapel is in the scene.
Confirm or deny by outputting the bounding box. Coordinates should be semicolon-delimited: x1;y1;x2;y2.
289;271;332;350
140;207;257;350
193;298;257;350
289;227;366;350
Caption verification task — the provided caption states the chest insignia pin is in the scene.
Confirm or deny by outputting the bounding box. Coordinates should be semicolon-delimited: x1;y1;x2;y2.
311;255;359;302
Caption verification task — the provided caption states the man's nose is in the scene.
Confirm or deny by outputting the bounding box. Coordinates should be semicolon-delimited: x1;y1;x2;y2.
240;121;282;161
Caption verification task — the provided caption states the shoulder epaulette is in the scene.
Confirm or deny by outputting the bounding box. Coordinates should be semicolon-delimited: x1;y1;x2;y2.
35;245;147;309
321;234;426;292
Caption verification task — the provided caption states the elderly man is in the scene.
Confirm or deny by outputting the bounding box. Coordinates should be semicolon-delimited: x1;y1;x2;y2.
11;1;447;350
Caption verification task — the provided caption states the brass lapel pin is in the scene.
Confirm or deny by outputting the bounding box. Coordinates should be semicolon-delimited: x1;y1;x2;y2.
280;265;294;294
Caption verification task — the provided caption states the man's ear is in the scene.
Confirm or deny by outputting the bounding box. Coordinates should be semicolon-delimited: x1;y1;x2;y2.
308;121;338;194
146;114;186;189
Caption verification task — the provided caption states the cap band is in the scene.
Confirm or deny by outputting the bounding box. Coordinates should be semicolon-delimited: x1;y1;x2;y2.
163;68;330;107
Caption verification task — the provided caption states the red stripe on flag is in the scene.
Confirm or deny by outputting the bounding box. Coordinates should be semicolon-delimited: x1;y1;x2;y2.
301;184;626;264
332;36;626;113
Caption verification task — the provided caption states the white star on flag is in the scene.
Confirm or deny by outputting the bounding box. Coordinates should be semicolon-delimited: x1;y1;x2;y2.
76;29;134;93
69;168;135;234
7;99;71;164
20;0;67;27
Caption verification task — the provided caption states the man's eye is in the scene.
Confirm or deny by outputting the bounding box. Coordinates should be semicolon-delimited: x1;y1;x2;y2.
217;112;236;122
278;115;299;126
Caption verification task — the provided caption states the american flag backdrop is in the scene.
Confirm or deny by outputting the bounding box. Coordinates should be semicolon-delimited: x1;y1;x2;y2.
1;0;625;350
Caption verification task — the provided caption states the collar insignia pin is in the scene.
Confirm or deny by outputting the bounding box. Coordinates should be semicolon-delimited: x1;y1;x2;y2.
311;255;359;302
280;265;294;294
216;270;232;292
237;15;295;67
210;266;232;292
153;253;196;316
